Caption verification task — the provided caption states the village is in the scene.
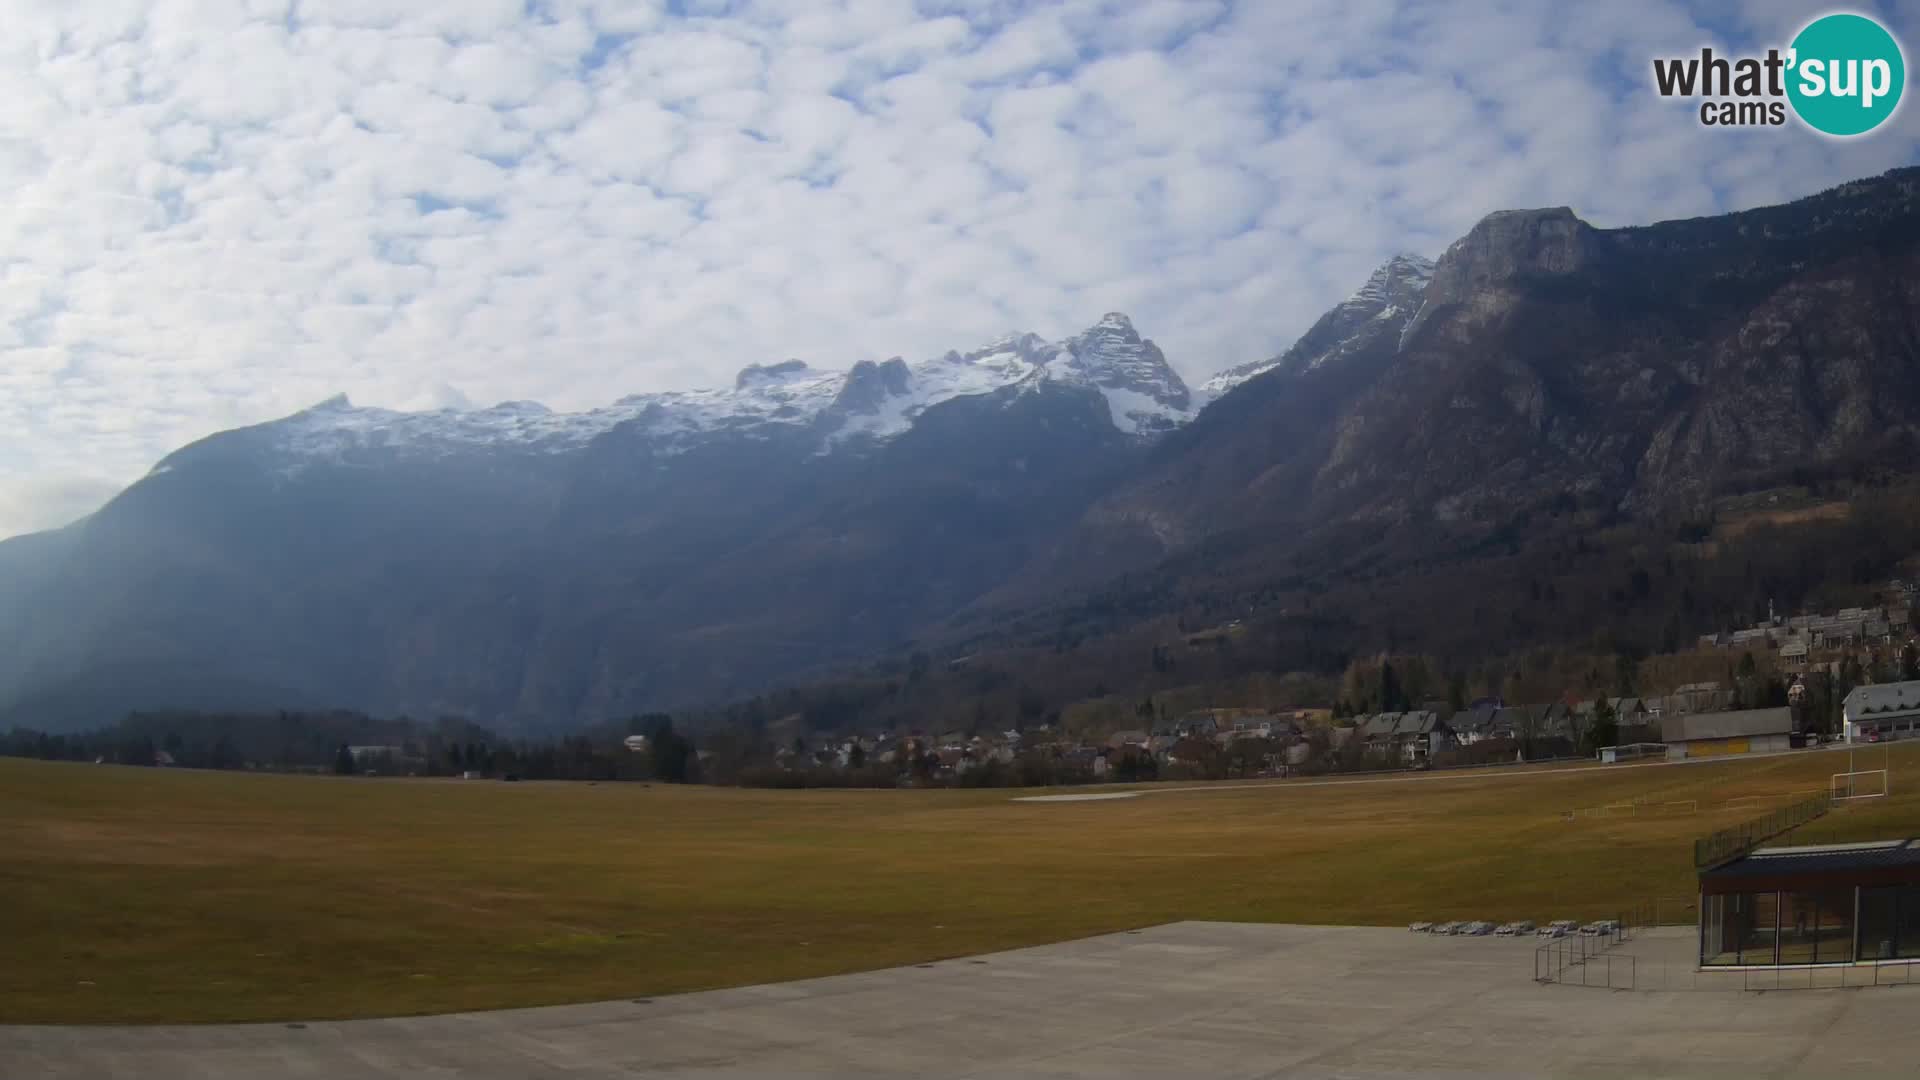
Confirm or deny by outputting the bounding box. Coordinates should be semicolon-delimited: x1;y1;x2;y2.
748;585;1920;788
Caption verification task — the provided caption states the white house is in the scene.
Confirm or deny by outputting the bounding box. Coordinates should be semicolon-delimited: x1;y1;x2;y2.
1843;681;1920;743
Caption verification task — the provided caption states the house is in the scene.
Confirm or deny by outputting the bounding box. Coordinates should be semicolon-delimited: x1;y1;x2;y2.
1533;703;1577;740
1669;682;1728;714
1779;636;1810;668
1447;704;1499;745
1231;716;1279;738
1359;712;1402;749
1660;707;1793;759
1061;747;1104;774
1107;729;1150;751
1490;707;1529;741
1843;681;1920;744
1811;618;1866;647
1169;712;1223;738
1393;711;1450;764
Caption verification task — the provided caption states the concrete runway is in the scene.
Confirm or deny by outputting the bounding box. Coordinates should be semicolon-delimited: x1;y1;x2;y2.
6;922;1919;1078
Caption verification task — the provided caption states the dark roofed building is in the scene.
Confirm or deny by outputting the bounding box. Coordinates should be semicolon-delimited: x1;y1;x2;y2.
1700;839;1920;966
1392;711;1448;763
1490;707;1528;741
1359;713;1402;745
1844;681;1920;744
1448;704;1499;744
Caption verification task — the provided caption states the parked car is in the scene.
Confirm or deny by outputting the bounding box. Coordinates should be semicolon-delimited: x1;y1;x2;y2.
1541;920;1579;936
1493;923;1517;936
1579;920;1618;937
1409;921;1434;933
1434;921;1462;935
1465;921;1495;936
1511;920;1536;934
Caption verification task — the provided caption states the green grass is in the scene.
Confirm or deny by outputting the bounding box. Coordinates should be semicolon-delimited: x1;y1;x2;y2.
4;746;1919;1024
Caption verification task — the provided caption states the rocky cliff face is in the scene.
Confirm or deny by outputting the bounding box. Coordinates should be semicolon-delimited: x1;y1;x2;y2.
1054;167;1920;580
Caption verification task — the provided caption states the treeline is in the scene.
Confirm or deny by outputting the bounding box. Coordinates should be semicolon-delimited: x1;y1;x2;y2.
0;710;701;784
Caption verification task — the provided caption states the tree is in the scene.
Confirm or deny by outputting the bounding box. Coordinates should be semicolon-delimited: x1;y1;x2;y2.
848;742;867;770
1582;697;1618;757
1613;654;1639;696
1903;641;1919;682
1111;746;1155;783
210;734;240;770
643;717;694;783
333;743;356;775
126;736;157;768
1379;661;1406;713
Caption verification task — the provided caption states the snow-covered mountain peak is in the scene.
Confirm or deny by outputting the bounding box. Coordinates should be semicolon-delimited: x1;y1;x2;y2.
734;359;815;389
1196;253;1437;402
257;316;1204;469
1036;312;1193;434
832;357;914;416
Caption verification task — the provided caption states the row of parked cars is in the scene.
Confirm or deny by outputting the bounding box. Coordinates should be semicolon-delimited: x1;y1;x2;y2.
1409;918;1620;938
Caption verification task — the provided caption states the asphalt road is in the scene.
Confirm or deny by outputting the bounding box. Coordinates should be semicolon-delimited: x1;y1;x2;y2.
6;923;1916;1078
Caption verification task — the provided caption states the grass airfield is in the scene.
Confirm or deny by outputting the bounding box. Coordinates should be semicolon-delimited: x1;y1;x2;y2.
3;744;1917;1023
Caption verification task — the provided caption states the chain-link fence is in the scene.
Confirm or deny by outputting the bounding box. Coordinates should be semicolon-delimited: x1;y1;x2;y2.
1694;793;1830;869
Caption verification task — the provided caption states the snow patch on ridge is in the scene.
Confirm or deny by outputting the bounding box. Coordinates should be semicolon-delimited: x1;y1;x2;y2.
1196;253;1435;403
267;320;1194;467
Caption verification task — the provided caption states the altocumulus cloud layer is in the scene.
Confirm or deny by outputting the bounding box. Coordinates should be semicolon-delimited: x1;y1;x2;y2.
2;0;1917;538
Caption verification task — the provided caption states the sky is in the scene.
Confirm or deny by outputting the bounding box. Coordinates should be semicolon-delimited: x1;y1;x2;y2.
3;0;1919;539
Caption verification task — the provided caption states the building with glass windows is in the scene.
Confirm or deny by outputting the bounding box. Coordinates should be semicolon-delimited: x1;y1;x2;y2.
1700;840;1920;967
1842;680;1920;743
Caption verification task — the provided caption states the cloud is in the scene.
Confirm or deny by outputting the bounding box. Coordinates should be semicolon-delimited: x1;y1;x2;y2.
1;0;1917;537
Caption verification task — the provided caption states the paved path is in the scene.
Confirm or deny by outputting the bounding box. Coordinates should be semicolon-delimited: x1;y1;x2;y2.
1142;740;1875;798
7;923;1918;1078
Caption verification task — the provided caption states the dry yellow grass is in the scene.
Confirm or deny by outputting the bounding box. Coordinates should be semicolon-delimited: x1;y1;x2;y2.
3;745;1918;1024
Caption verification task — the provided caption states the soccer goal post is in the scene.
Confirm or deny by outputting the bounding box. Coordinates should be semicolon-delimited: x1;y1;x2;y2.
1831;769;1890;802
1662;800;1698;815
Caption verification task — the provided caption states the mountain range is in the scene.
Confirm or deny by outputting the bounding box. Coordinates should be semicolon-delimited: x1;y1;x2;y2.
5;167;1919;732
